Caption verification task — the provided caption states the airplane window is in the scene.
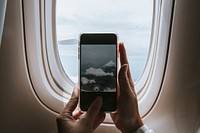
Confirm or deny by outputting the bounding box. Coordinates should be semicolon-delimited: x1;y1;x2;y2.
56;0;153;92
23;0;173;119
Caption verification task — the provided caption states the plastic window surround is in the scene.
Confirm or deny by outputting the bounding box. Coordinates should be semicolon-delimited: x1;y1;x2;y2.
23;0;174;123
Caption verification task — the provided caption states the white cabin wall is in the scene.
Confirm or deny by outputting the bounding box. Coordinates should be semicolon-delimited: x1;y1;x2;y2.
143;0;200;133
0;0;57;133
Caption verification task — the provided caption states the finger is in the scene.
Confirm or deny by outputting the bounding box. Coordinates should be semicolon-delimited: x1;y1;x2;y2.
85;97;103;123
117;81;120;98
72;102;84;120
119;42;128;65
118;64;132;96
60;91;78;118
93;112;106;130
73;110;84;120
110;112;117;120
119;42;134;88
73;84;80;96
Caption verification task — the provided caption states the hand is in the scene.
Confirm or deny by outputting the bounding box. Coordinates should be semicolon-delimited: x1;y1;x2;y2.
56;88;105;133
110;42;144;133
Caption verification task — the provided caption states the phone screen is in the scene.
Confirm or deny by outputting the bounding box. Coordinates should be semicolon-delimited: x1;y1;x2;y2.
79;33;117;111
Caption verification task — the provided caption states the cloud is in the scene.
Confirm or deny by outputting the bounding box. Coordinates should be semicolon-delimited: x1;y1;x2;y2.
81;77;96;84
85;67;114;76
104;87;116;92
103;60;116;67
81;77;88;84
89;79;96;83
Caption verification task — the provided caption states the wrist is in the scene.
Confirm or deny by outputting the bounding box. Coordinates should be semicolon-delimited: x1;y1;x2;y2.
122;117;144;133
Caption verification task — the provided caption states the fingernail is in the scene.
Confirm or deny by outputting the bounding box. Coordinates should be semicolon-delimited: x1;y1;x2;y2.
71;91;76;98
71;90;78;98
119;42;123;47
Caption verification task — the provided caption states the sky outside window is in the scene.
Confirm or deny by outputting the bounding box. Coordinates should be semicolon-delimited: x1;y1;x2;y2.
56;0;153;86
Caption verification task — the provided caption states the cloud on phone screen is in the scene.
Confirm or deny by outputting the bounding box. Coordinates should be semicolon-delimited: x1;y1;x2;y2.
85;67;114;76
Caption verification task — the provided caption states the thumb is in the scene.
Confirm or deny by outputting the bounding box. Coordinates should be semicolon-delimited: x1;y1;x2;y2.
84;97;103;123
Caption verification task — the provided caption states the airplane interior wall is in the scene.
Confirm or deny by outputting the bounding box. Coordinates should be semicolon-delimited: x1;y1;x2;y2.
143;0;200;132
0;0;200;133
0;1;57;133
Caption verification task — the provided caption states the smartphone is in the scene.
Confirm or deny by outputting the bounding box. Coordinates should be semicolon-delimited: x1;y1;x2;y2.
79;33;117;112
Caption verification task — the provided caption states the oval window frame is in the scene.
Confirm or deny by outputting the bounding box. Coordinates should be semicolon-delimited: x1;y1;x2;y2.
23;0;175;123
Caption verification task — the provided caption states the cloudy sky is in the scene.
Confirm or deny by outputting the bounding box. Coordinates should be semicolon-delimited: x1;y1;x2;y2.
81;45;116;72
56;0;153;55
56;0;153;83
